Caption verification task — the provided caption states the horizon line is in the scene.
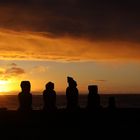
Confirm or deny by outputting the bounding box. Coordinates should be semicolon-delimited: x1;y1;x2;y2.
0;91;140;95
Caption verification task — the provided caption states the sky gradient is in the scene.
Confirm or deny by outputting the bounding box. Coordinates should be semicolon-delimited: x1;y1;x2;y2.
0;0;139;94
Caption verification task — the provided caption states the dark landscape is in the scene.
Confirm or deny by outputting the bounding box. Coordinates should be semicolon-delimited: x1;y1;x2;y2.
0;107;139;139
0;93;139;139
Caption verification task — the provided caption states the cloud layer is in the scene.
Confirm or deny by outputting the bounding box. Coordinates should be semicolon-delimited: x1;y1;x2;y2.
0;0;139;61
0;0;140;41
0;29;139;61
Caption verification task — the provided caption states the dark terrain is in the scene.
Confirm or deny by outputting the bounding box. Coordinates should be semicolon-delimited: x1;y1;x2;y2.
0;108;139;139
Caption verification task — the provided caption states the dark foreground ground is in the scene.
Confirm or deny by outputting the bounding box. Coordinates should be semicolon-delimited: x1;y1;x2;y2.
0;108;140;139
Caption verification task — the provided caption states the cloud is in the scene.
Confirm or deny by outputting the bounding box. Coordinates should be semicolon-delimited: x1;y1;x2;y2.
94;80;107;82
0;29;139;61
0;68;5;75
30;66;48;73
5;67;25;76
9;63;17;67
0;0;140;61
0;63;25;80
0;0;139;61
0;0;139;42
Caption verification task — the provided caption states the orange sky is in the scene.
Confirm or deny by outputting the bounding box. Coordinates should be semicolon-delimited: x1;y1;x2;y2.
0;29;139;94
0;1;139;94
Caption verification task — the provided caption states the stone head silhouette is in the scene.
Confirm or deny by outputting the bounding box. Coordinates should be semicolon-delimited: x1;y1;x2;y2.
67;76;77;87
67;76;73;83
88;85;98;94
45;82;54;90
20;81;31;93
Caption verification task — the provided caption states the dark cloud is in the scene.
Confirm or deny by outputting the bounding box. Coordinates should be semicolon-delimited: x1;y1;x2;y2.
0;0;139;42
10;63;17;67
5;67;25;75
0;63;25;79
95;80;107;82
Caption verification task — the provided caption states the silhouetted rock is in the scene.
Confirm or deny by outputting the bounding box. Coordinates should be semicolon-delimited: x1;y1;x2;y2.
43;82;57;112
18;81;32;111
66;76;79;111
87;85;102;110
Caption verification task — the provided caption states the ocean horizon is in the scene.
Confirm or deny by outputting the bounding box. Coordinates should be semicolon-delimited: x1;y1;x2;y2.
0;93;140;110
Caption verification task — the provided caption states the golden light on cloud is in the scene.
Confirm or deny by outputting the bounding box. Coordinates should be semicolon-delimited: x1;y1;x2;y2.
0;29;139;61
0;62;25;94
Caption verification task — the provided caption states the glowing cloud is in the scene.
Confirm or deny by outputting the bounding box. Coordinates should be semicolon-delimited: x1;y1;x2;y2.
0;1;139;62
0;29;139;61
0;63;25;80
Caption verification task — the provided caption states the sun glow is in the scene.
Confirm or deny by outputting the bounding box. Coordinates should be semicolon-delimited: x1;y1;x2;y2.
0;80;11;93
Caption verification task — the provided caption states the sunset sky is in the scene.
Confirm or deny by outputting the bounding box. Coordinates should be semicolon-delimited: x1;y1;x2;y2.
0;0;139;94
